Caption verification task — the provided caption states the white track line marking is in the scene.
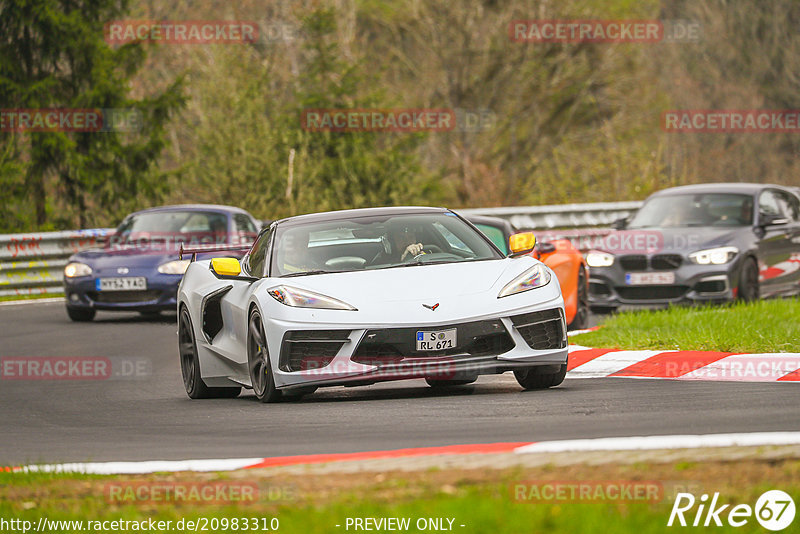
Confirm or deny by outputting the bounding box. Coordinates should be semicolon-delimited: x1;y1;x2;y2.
514;432;800;454
0;297;64;307
20;458;264;474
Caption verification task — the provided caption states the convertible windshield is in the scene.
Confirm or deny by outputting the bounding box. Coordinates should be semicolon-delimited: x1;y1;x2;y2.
271;212;502;277
117;211;229;235
627;193;754;229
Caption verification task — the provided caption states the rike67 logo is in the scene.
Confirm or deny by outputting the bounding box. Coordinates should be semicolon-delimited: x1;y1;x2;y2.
668;490;795;531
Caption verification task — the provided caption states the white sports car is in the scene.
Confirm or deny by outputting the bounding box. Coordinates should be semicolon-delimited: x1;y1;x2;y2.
177;207;568;402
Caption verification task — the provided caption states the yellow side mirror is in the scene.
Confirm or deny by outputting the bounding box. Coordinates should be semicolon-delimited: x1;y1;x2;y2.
509;232;537;256
210;257;241;277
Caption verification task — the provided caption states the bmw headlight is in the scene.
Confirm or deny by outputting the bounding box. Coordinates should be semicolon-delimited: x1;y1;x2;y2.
158;259;191;274
689;246;738;265
585;250;615;267
498;264;552;298
267;285;357;310
64;262;92;278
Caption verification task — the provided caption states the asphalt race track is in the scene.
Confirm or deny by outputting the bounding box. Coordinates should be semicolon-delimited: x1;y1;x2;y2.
1;301;798;466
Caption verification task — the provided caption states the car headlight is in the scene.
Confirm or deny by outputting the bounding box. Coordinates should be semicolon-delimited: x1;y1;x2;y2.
498;264;552;298
267;285;357;310
64;262;92;278
158;259;191;275
585;251;614;267
689;246;738;265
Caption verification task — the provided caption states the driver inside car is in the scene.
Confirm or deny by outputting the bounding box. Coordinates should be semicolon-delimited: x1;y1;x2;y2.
370;224;425;265
391;226;425;261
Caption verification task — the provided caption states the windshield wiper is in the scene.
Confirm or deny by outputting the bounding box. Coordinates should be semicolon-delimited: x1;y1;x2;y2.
280;270;333;278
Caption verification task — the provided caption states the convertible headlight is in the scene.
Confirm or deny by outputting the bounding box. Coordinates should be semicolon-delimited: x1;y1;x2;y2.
689;246;738;265
158;259;191;274
585;251;615;267
64;262;92;278
498;264;552;298
267;285;357;310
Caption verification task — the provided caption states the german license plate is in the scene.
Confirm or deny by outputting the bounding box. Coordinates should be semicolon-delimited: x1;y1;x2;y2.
96;277;147;291
625;272;675;285
416;328;457;351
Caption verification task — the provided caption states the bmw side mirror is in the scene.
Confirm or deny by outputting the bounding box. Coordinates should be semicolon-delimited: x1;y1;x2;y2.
760;214;790;227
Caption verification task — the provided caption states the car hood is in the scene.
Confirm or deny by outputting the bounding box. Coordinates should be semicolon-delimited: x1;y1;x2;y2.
606;227;748;255
69;247;176;270
269;258;537;305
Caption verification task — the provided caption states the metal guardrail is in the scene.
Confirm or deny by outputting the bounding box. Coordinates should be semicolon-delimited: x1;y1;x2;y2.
0;201;643;298
0;229;114;297
458;200;642;229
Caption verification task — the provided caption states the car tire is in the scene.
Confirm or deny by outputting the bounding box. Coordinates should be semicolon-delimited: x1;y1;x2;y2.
568;266;589;330
738;257;759;302
514;364;567;390
179;307;241;399
66;306;96;322
247;309;282;403
425;377;477;387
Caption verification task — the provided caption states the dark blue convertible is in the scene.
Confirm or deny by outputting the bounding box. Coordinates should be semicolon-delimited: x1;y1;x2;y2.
63;204;260;321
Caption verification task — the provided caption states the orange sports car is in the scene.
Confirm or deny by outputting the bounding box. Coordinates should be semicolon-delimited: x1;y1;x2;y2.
465;215;589;330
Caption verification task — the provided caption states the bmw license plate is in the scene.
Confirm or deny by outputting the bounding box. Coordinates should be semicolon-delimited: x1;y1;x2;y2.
96;277;147;291
416;328;457;351
625;272;675;285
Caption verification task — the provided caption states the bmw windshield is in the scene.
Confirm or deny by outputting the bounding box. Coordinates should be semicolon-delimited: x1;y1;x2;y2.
271;212;503;277
627;193;754;229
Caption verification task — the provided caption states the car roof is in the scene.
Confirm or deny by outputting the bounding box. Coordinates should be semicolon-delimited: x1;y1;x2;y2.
275;206;450;225
129;204;253;217
649;182;790;197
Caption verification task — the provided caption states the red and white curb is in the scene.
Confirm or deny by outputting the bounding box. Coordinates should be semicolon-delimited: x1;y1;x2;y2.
11;432;800;475
566;345;800;382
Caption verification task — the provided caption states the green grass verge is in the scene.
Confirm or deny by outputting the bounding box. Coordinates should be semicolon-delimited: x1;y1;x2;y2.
1;460;798;534
574;299;800;352
0;293;63;302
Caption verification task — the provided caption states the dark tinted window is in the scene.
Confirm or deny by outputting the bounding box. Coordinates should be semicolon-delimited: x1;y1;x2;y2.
247;229;271;277
476;223;509;254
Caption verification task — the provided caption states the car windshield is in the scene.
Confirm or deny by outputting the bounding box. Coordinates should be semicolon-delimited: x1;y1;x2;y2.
114;210;229;243
627;193;754;228
271;212;502;277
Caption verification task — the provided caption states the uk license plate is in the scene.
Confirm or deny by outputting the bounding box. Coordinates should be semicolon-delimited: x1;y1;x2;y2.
96;277;147;291
625;272;675;285
416;328;457;351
